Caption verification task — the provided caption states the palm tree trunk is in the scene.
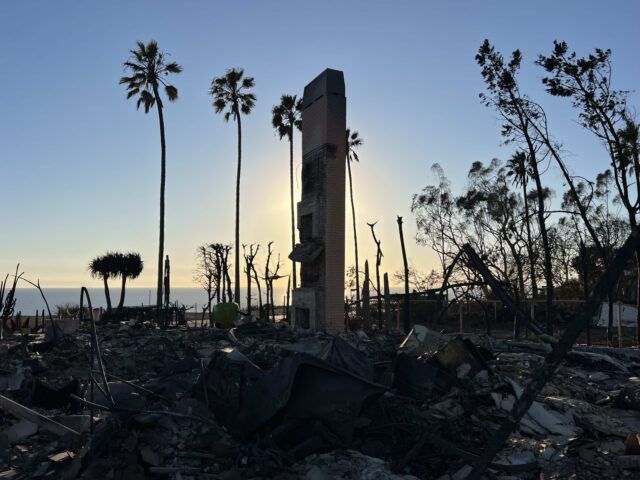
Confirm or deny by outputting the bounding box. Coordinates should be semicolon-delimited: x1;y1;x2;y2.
117;276;127;309
103;276;112;312
153;84;166;308
530;161;554;334
246;260;252;314
234;114;242;304
289;132;297;290
347;158;361;313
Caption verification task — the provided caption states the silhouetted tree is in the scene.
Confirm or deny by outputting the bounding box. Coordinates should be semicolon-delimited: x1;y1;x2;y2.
346;129;364;312
243;244;259;314
272;95;302;290
89;253;120;312
209;68;256;304
120;40;182;308
367;222;383;328
412;164;462;277
194;244;218;323
538;41;639;341
477;40;559;333
456;159;527;321
116;252;143;309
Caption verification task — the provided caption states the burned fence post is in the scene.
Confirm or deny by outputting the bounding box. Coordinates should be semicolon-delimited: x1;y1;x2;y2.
579;241;591;346
618;300;623;348
285;275;291;323
397;216;411;333
164;255;171;308
383;272;391;330
362;260;371;328
468;227;640;480
244;246;252;315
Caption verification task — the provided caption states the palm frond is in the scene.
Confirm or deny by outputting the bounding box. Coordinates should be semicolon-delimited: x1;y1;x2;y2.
213;98;227;114
146;40;159;59
242;76;255;89
126;87;140;99
272;112;283;129
165;85;178;101
277;124;289;139
164;62;183;74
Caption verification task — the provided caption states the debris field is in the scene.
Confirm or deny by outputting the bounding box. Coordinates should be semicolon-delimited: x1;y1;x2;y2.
2;318;640;479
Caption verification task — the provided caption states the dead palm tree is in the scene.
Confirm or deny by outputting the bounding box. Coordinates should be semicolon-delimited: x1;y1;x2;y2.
272;94;303;290
209;68;256;304
346;129;364;312
116;253;144;309
120;40;182;308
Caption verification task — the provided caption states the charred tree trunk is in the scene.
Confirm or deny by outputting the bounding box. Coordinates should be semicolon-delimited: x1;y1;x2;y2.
397;216;411;333
347;157;361;314
362;260;371;328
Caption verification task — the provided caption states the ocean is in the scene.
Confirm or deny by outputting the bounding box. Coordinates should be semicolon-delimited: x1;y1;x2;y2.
10;287;289;315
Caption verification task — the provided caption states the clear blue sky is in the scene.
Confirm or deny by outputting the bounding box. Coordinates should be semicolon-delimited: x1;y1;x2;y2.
1;0;638;289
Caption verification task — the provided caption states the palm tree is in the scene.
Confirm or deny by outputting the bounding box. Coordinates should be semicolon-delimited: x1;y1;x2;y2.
120;40;182;308
272;94;303;290
209;68;256;303
346;129;364;312
506;151;538;300
89;253;119;312
116;253;144;309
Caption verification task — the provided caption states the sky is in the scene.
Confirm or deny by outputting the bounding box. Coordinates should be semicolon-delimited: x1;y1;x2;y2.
1;0;639;291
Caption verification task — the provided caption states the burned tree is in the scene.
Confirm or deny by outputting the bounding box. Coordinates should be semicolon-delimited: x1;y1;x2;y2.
194;244;220;324
538;41;639;343
264;242;283;321
1;265;20;341
243;244;259;315
476;41;556;333
397;216;411;333
367;222;384;328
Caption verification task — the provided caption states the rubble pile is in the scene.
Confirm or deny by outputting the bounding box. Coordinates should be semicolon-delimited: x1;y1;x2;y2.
2;319;640;479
